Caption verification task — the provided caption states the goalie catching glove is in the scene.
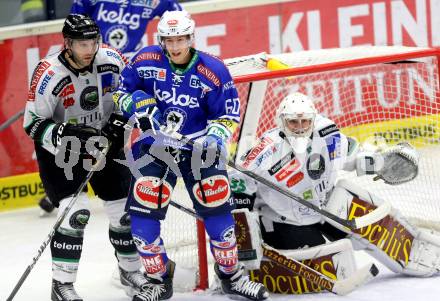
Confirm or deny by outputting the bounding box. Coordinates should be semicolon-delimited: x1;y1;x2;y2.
374;142;419;185
356;142;419;185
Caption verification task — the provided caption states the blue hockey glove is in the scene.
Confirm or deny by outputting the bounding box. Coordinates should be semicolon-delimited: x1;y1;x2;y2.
135;106;162;134
119;90;162;133
200;134;227;165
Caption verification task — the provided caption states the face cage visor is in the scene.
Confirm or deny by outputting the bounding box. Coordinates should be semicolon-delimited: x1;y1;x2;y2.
281;112;316;138
158;34;194;52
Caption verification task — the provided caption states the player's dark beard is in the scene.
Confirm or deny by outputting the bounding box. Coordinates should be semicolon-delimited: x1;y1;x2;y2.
65;41;99;72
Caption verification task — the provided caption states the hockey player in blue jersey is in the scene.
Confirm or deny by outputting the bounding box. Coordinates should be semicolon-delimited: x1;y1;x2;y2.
71;0;182;55
113;10;269;301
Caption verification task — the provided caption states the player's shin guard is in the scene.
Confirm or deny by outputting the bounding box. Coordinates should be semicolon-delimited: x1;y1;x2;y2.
204;213;239;274
130;215;170;278
105;198;141;272
51;194;89;283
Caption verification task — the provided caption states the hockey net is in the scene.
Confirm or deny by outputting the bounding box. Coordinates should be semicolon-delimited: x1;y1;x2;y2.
161;46;440;291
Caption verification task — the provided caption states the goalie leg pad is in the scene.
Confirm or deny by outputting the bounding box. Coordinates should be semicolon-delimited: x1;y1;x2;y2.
283;239;358;281
399;228;440;276
325;180;440;276
232;208;263;270
324;179;391;231
250;239;359;294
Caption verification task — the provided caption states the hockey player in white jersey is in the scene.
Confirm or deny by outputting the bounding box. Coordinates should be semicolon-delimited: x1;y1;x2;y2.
23;14;150;301
231;92;440;294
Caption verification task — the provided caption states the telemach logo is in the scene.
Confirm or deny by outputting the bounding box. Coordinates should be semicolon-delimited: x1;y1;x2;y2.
52;240;82;251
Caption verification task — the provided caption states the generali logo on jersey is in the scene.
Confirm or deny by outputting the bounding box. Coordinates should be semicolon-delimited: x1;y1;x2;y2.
28;61;51;101
133;52;162;64
242;137;273;168
197;64;220;87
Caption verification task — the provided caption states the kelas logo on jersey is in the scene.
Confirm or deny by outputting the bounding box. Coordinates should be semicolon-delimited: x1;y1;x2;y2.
274;159;300;182
242;137;273;168
133;177;172;209
28;61;51;101
193;175;230;207
96;3;141;30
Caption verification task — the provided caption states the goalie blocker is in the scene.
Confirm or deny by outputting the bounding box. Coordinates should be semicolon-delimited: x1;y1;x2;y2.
325;179;440;277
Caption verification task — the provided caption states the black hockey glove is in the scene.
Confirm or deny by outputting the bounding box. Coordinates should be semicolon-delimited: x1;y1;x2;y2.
101;113;131;152
52;122;101;155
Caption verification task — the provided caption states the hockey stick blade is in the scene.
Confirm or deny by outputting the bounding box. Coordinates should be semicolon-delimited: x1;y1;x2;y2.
332;263;379;295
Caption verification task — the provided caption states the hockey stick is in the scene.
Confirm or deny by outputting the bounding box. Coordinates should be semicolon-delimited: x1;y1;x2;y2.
159;128;359;229
6;144;110;301
0;109;25;132
168;200;378;296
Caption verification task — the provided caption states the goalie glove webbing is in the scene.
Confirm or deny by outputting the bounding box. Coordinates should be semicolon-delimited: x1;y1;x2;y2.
374;142;419;185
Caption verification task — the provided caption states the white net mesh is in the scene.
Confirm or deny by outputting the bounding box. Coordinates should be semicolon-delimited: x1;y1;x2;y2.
232;47;440;228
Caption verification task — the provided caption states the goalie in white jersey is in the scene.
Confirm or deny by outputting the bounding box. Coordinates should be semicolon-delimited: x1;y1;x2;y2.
23;14;151;301
231;92;440;294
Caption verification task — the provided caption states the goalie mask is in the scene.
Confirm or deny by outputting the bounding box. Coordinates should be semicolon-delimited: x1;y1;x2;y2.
157;11;195;51
276;92;317;138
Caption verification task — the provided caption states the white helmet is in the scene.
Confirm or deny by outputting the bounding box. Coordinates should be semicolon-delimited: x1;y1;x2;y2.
157;11;195;46
275;92;317;138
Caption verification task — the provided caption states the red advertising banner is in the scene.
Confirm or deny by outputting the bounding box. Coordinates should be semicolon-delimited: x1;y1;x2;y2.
0;0;439;177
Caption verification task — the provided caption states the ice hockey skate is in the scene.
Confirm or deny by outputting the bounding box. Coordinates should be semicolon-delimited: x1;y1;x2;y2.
132;260;175;301
215;263;269;301
51;280;82;301
119;267;153;297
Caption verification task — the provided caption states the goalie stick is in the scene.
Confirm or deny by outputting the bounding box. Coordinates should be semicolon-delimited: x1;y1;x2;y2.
160;128;389;230
168;200;379;296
